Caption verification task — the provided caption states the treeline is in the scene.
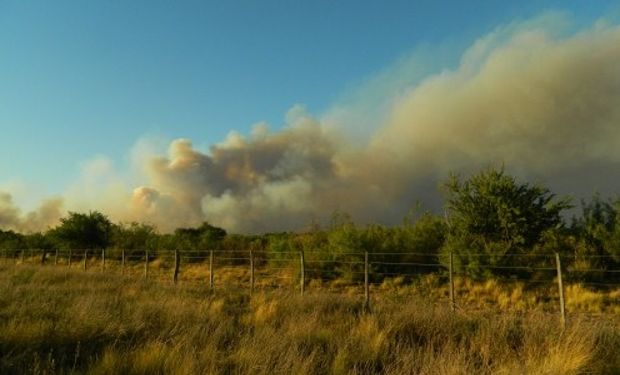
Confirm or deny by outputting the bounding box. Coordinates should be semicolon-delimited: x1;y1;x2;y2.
1;167;620;283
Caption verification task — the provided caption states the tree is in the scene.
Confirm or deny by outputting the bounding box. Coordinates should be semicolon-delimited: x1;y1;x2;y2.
442;167;571;276
112;222;158;251
174;222;227;250
0;229;25;252
48;211;114;249
569;195;620;276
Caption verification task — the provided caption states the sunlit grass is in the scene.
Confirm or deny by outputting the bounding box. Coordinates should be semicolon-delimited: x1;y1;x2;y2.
0;264;619;374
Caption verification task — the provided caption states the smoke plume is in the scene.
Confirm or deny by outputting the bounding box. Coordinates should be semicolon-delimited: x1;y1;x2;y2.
3;15;620;233
0;193;63;233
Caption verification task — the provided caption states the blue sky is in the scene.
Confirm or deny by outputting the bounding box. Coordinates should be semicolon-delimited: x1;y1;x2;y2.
0;0;618;203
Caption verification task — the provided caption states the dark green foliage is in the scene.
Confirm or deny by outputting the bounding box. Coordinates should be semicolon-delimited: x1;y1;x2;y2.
23;232;54;250
0;229;27;250
0;230;26;255
571;195;620;260
174;222;227;250
5;166;620;285
567;195;620;281
112;222;158;250
442;167;571;277
47;211;114;250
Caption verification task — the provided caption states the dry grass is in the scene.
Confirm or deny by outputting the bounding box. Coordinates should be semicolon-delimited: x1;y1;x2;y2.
0;264;619;374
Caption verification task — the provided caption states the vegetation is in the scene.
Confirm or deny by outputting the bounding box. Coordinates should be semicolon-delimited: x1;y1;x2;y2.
2;167;620;373
442;168;572;277
48;211;114;250
0;265;618;374
1;167;620;283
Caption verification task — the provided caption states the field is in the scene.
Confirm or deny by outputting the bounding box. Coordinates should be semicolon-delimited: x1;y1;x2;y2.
1;261;619;374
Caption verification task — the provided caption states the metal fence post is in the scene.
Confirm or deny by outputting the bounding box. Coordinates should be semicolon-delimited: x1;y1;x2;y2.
555;252;566;329
101;249;106;272
121;249;126;275
449;251;455;312
209;250;214;290
144;249;149;280
364;251;370;311
300;251;305;295
250;249;255;295
173;249;180;284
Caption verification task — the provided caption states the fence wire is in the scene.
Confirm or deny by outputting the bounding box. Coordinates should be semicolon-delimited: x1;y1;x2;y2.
3;249;620;319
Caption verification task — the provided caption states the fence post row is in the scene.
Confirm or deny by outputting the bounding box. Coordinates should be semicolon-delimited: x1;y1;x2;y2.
2;246;609;331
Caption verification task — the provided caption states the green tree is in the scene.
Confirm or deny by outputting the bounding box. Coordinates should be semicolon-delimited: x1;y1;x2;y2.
0;229;26;253
24;232;55;250
48;211;114;249
112;222;158;250
569;195;620;278
443;167;571;277
174;222;227;250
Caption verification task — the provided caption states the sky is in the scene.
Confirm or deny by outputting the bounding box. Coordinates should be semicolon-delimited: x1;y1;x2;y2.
1;1;620;232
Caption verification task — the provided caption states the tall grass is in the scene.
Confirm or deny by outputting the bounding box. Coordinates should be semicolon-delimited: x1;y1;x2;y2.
0;264;618;374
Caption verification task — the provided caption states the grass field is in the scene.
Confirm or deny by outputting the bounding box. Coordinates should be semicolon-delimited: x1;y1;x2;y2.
1;264;619;374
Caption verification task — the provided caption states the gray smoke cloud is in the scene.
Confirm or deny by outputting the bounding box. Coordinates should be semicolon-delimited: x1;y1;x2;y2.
3;14;620;233
0;193;63;233
130;111;381;232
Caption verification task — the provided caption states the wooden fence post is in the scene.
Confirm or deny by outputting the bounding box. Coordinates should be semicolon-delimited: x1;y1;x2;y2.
121;249;126;275
101;249;106;272
40;249;47;265
54;249;58;266
173;249;180;284
20;249;24;264
68;249;72;267
83;250;88;271
449;251;455;312
299;251;305;295
364;251;370;311
209;250;214;290
250;249;255;295
144;249;149;280
555;252;566;329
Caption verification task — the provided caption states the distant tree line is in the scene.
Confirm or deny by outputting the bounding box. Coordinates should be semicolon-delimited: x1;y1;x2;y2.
1;167;619;283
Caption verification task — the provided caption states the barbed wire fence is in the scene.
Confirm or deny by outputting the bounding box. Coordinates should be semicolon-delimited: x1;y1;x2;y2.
2;248;620;327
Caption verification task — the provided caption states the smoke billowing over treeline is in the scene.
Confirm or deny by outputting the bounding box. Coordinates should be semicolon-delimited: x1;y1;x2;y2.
2;14;620;234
